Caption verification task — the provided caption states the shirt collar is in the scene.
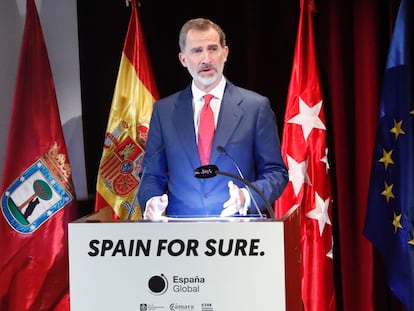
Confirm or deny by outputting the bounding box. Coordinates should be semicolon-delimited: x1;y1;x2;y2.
191;76;226;102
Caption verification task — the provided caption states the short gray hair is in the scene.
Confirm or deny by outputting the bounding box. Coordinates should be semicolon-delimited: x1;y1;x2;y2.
178;18;227;52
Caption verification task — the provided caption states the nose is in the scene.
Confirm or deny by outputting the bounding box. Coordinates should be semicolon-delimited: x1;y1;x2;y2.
200;50;212;63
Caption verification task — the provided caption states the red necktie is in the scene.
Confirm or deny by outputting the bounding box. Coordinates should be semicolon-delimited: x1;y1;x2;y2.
198;94;215;165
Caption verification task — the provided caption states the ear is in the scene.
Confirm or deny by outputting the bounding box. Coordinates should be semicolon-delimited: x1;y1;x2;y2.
223;46;229;62
178;52;187;67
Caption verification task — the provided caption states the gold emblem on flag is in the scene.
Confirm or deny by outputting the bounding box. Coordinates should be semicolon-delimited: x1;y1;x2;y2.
99;124;146;197
1;142;73;233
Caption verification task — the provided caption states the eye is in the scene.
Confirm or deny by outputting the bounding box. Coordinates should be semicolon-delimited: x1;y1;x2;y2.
207;45;219;53
192;47;203;54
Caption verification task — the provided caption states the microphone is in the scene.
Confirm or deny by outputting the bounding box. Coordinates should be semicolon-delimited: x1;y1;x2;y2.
217;146;264;218
194;164;275;219
128;144;165;220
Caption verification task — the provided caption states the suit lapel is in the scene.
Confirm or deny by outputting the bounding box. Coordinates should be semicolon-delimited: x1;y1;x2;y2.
173;87;201;168
172;82;244;166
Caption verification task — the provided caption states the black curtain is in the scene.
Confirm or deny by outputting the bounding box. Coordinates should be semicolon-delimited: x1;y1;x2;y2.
77;1;405;310
77;0;299;207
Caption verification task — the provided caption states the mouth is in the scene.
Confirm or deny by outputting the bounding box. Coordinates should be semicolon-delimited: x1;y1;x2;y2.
199;65;214;74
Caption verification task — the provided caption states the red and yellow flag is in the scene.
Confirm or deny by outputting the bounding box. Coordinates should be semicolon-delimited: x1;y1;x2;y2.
274;0;336;310
94;1;159;220
0;0;78;309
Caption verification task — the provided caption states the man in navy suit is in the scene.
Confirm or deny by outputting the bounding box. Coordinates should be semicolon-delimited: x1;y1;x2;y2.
137;18;288;220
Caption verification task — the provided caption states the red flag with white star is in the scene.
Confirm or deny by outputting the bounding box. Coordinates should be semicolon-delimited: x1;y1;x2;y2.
274;0;336;310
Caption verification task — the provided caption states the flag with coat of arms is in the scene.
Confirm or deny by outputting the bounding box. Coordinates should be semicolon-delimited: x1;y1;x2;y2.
0;0;78;309
94;0;159;220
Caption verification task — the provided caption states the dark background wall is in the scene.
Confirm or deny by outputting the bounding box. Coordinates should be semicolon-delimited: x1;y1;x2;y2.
77;0;300;212
77;1;407;310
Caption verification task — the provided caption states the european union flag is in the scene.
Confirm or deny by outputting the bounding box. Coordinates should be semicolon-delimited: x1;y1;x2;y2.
364;0;414;310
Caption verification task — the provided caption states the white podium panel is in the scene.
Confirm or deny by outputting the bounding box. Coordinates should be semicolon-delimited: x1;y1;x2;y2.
69;211;300;311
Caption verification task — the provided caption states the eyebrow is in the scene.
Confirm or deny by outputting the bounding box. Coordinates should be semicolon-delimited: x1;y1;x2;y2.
190;44;219;52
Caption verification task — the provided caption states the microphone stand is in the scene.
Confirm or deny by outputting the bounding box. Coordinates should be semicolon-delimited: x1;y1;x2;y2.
217;146;264;218
194;164;275;219
214;170;275;219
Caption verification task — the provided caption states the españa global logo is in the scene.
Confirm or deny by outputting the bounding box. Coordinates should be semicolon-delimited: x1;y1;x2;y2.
0;145;73;233
147;274;205;296
148;274;168;295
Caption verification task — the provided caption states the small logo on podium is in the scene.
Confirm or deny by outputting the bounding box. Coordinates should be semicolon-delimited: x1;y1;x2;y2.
148;274;168;295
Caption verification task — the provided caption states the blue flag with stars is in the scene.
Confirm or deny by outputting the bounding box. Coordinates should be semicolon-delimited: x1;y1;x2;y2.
364;0;414;310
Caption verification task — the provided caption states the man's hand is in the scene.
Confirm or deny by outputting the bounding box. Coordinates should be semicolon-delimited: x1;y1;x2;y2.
221;181;246;217
143;194;168;221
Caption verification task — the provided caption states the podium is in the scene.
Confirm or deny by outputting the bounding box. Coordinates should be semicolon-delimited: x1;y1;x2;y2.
68;207;301;310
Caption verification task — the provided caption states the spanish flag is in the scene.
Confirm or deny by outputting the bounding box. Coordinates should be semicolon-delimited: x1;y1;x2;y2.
94;1;159;220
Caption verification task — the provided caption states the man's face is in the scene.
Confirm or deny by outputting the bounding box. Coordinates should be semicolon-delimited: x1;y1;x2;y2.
178;27;228;92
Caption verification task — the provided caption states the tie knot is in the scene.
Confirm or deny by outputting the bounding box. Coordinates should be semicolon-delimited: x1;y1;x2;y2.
203;94;214;105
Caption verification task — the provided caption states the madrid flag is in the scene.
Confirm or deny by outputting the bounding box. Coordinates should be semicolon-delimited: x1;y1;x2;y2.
274;0;336;310
94;0;159;220
0;0;78;310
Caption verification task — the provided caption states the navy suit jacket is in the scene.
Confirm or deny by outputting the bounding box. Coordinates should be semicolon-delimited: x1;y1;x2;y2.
137;80;288;217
